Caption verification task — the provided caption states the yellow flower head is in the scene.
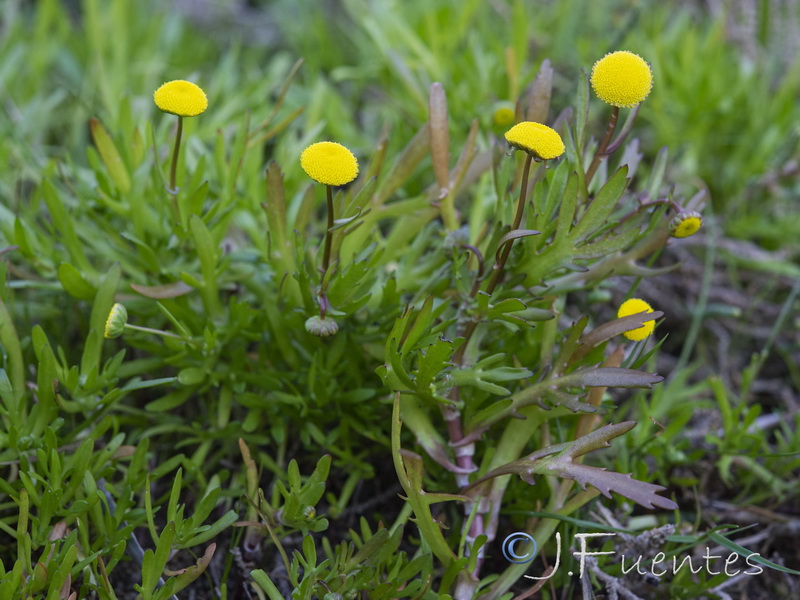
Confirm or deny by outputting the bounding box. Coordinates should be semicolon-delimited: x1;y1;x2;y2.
492;103;516;129
617;298;656;341
153;80;208;117
670;211;703;238
300;141;359;186
590;51;653;108
504;121;565;160
105;303;128;339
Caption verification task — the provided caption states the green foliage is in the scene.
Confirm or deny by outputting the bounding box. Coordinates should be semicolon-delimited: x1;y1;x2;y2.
1;1;797;599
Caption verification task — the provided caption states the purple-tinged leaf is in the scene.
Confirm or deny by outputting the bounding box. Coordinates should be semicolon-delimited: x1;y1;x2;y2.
566;421;636;457
429;82;450;192
465;421;676;511
527;59;553;123
495;229;540;263
543;389;598;413
167;543;216;592
572;311;664;363
569;367;663;389
555;463;677;510
131;281;194;299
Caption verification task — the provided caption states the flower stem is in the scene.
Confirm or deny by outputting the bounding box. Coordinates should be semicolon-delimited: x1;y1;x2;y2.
124;323;185;340
454;152;535;364
322;185;335;274
584;106;619;185
482;152;534;298
319;185;336;318
169;116;183;193
444;152;536;585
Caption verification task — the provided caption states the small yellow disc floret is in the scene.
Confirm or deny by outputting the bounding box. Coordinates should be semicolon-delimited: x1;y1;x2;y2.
617;298;656;341
492;104;516;129
591;51;653;108
504;121;565;160
670;211;703;238
300;141;359;186
154;80;208;117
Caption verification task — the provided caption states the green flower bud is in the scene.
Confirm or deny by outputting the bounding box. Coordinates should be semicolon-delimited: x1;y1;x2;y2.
104;303;128;339
305;315;339;337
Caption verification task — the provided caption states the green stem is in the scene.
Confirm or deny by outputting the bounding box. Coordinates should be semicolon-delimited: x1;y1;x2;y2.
392;394;458;566
584;107;619;185
482;152;534;297
319;185;336;318
322;185;335;274
441;189;458;231
123;323;194;345
454;152;535;365
169;116;183;193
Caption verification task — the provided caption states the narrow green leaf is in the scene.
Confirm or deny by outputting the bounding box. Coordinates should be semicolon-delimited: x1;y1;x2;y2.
182;510;238;548
167;469;182;524
189;215;221;316
571;165;629;242
81;263;121;378
0;296;24;409
58;262;96;300
153;522;176;577
251;570;285;600
171;543;217;593
399;296;434;356
190;215;217;282
90;117;131;194
130;281;193;299
555;172;579;243
645;146;669;200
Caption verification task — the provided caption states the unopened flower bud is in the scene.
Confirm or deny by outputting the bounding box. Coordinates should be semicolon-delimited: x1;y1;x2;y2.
305;315;339;337
104;303;128;339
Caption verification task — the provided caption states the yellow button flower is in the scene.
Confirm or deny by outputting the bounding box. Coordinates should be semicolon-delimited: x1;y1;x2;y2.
154;80;208;117
504;121;565;160
590;51;653;108
617;298;656;341
670;211;703;238
300;141;359;186
492;103;516;129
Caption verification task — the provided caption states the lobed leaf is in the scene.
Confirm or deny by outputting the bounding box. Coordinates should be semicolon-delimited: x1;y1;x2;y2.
89;117;131;194
554;463;677;510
